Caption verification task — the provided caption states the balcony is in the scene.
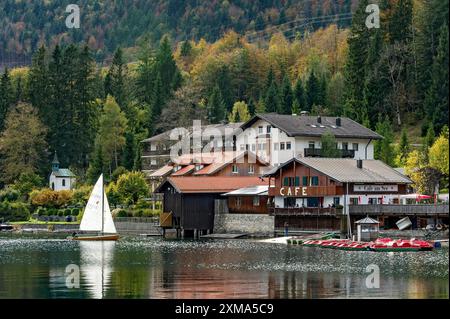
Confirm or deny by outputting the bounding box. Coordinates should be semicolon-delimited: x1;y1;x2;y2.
349;204;449;216
304;148;355;158
269;206;343;216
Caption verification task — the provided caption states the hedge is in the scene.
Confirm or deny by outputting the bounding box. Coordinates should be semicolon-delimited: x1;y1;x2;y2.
0;201;30;222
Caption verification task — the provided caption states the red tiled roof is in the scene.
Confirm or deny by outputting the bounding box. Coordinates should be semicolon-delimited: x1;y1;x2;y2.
172;165;195;176
149;165;173;178
163;176;268;193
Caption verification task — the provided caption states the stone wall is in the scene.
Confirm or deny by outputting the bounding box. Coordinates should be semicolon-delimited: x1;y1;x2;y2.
213;213;274;236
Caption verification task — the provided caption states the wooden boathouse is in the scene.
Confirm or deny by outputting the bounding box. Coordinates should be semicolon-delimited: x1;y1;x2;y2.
155;176;267;237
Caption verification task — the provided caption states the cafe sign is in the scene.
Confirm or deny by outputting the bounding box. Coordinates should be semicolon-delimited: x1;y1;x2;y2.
353;184;398;192
280;187;308;196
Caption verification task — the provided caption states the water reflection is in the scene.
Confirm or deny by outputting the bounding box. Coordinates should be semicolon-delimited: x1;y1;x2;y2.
80;241;115;299
0;236;448;299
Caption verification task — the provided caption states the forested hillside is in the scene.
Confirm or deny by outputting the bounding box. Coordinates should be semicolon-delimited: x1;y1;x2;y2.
0;0;448;194
0;0;355;63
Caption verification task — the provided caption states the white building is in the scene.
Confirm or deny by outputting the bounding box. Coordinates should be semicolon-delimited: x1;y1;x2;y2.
49;152;76;191
236;113;382;166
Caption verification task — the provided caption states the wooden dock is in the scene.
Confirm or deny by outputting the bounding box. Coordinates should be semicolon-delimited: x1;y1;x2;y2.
200;233;247;239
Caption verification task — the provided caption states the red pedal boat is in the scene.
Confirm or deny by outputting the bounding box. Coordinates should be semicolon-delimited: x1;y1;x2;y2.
369;238;433;252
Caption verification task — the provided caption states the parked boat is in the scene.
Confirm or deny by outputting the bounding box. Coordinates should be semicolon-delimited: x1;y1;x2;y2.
369;238;433;252
68;174;119;241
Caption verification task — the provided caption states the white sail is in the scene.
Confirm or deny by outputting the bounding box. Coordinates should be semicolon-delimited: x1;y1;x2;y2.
79;174;117;234
102;192;117;234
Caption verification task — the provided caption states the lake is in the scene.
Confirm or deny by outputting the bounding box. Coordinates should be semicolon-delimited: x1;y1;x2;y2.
0;234;448;299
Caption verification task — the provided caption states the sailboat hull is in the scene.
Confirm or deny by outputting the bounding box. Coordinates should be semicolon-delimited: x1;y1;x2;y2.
70;234;120;241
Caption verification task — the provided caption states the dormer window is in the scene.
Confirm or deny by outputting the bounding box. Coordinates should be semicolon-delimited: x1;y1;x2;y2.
232;165;239;174
195;164;204;171
266;125;271;133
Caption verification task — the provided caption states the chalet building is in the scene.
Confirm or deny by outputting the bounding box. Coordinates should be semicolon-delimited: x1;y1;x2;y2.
155;176;267;237
49;152;76;191
264;157;413;232
222;185;269;215
237;113;382;166
141;122;243;175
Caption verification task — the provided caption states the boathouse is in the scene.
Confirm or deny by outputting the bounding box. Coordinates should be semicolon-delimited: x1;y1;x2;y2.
155;176;268;237
263;158;413;232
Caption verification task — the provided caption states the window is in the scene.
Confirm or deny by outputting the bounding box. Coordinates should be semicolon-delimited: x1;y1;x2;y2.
258;143;265;150
274;143;279;150
333;197;340;206
309;141;315;149
266;125;271;133
258;126;263;134
353;143;359;151
251;144;256;151
342;142;349;150
280;142;285;150
232;164;239;174
235;197;242;208
284;197;296;208
51;182;55;190
240;144;245;151
311;176;319;186
283;177;296;186
286;142;291;150
151;159;157;165
302;176;308;186
350;198;359;205
195;164;204;171
253;196;260;206
294;176;300;186
248;164;255;174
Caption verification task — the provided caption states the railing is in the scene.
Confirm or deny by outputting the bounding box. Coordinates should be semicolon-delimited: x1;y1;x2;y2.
349;204;449;215
113;217;160;224
304;148;355;158
269;207;343;216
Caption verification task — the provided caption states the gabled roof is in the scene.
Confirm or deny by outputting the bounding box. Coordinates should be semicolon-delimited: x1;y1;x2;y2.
155;176;267;194
355;216;379;224
52;168;75;178
264;158;412;184
141;122;244;143
148;165;174;178
172;164;195;176
241;113;382;140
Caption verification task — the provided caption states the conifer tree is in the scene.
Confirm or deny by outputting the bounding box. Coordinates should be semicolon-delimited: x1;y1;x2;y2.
293;78;306;113
207;85;226;123
0;68;13;131
280;74;293;115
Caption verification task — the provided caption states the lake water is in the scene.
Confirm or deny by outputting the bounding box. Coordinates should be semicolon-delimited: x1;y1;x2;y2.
0;234;448;299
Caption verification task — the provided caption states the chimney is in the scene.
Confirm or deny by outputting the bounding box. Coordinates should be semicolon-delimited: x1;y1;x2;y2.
317;116;322;124
336;117;341;127
356;159;363;169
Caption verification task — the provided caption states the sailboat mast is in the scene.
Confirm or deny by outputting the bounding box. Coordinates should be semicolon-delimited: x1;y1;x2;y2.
101;175;104;234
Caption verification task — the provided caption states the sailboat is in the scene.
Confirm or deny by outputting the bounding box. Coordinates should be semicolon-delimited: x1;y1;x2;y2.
70;174;119;241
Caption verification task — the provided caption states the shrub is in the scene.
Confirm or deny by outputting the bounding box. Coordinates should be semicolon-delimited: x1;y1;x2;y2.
71;208;80;216
116;209;128;217
0;201;30;222
135;199;151;209
36;207;47;216
64;208;72;216
0;188;20;202
58;210;64;217
12;172;44;198
29;189;73;208
47;208;57;216
116;172;149;205
72;185;93;206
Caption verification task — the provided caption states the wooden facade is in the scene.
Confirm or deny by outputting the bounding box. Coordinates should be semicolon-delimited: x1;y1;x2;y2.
227;195;269;214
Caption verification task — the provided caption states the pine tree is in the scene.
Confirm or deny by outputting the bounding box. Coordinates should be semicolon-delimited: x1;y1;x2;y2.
374;116;395;166
255;96;266;114
424;25;449;134
293;78;306;113
122;131;136;170
397;128;411;166
180;40;192;57
207;85;226;123
343;0;371;120
105;48;129;111
264;81;280;113
86;142;106;185
155;35;179;99
151;73;164;124
306;72;320;111
0;68;13;131
280;74;293;115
